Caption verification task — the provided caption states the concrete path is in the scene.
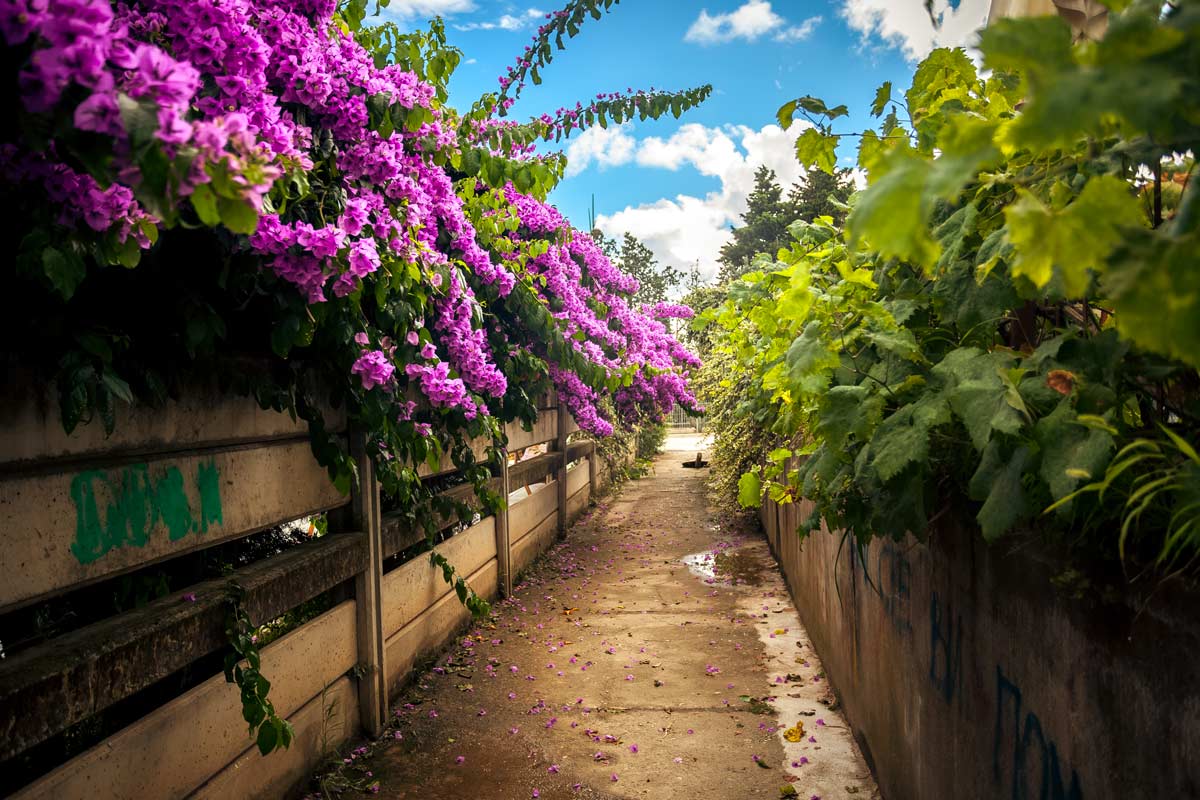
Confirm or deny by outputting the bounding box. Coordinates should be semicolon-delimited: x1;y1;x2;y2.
318;433;878;800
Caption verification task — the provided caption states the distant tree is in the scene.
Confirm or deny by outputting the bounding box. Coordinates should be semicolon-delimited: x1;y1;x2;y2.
590;228;620;262
615;232;683;306
717;166;793;283
786;168;854;226
718;166;855;283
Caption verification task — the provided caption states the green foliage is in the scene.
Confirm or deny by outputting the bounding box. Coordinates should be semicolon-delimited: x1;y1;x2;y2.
224;582;295;756
429;551;491;617
707;2;1200;572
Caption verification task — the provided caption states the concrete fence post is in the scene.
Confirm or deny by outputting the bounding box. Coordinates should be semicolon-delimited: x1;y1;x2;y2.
349;429;387;737
556;402;569;540
495;447;512;597
587;441;598;499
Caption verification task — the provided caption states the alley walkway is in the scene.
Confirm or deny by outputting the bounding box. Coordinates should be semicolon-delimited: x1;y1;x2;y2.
319;433;878;799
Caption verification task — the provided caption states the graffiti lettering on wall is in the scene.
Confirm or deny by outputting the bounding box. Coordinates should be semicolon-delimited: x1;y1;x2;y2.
70;460;224;564
855;542;913;636
993;666;1084;800
929;590;963;704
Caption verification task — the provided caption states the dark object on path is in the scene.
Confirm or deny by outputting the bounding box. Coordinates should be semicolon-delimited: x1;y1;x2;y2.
683;452;709;468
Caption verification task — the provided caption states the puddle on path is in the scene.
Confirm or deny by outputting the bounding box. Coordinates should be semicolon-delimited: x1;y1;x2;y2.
682;546;766;586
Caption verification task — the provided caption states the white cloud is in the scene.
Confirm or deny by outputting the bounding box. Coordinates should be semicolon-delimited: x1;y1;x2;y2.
839;0;989;61
684;1;820;45
564;124;637;178
774;15;822;42
453;7;544;31
592;121;814;281
384;0;477;21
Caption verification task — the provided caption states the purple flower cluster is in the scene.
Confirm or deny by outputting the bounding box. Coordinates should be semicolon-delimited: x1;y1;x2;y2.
2;0;700;439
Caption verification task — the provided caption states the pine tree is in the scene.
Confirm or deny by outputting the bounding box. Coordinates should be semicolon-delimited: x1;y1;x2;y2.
786;168;854;226
717;166;792;283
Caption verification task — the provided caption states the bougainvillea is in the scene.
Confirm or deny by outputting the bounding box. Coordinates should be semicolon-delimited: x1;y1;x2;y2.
0;0;705;500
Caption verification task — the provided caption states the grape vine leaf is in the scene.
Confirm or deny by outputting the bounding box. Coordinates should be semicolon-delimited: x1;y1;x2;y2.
1034;401;1115;503
870;82;892;117
848;147;940;269
818;385;884;451
793;128;839;175
869;393;950;482
1005;175;1143;297
968;441;1032;542
1103;230;1200;369
738;471;762;508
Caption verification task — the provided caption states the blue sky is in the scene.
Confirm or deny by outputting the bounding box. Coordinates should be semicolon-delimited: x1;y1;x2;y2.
381;0;991;280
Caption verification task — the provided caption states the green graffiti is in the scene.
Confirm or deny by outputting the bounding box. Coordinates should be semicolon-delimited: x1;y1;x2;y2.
69;459;223;564
197;460;224;533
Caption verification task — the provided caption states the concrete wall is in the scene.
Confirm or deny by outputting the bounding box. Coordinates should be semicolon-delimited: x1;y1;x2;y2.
762;495;1200;800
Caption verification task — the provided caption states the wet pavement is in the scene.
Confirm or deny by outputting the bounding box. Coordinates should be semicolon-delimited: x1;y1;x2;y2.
313;432;878;800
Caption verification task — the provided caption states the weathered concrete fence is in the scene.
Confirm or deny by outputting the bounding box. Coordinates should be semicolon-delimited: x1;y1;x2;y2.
0;388;617;798
762;481;1200;800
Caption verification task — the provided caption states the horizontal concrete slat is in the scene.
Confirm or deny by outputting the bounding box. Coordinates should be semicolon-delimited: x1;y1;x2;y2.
0;531;366;761
0;385;346;471
14;601;357;800
567;483;589;525
192;675;359;800
0;437;347;612
415;435;492;478
504;414;557;452
384;559;498;691
511;512;557;577
566;460;588;495
510;452;559;488
508;481;557;546
381;517;497;639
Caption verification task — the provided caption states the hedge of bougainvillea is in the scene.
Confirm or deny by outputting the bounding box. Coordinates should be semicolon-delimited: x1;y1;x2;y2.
0;0;706;534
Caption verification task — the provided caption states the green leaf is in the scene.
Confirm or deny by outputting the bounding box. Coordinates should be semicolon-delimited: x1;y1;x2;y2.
784;323;839;396
776;99;797;130
1103;230;1200;369
190;183;221;227
870;394;950;482
42;247;87;301
968;442;1032;542
101;372;134;404
847;148;940;268
116;93;159;148
793;128;839;175
1005;175;1143;297
949;375;1027;452
768;447;793;464
817;385;884;451
870;82;892;117
737;471;762;508
256;719;279;755
1034;402;1114;503
979;16;1075;81
925;116;999;200
217;196;259;235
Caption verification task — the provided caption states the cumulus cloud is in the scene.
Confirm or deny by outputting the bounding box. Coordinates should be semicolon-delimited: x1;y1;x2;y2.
839;0;989;61
454;7;544;31
564;124;637;178
592;121;814;281
383;0;477;21
774;15;823;42
684;1;821;45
